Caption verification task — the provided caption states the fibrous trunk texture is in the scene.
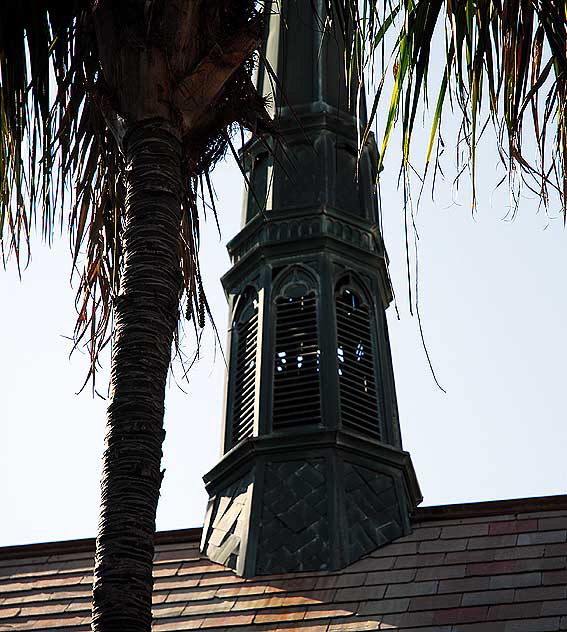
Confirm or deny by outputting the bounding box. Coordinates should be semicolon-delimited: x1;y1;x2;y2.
92;120;183;632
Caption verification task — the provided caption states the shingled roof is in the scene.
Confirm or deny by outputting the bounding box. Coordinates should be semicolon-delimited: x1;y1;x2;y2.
2;495;567;631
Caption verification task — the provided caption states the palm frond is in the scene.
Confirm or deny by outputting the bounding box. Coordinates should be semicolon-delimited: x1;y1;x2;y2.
1;0;270;387
1;2;74;263
0;1;124;385
333;0;567;215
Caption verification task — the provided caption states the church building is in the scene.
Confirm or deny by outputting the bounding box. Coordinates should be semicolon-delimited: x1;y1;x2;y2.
1;1;566;630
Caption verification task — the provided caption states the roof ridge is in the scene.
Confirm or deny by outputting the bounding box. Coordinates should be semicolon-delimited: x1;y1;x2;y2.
2;495;567;559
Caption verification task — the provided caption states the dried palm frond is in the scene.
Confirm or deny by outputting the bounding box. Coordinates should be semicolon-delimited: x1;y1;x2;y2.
1;0;270;387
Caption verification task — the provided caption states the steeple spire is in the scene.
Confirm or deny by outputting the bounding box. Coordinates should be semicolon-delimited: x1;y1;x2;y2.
201;0;421;577
258;0;361;117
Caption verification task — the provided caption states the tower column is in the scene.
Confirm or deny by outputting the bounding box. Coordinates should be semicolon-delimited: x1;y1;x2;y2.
201;0;421;577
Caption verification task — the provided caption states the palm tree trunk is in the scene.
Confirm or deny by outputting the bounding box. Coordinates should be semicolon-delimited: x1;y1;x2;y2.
92;120;183;632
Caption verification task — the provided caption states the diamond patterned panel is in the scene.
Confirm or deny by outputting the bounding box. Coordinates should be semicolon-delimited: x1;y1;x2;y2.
202;472;253;570
344;462;404;563
257;459;329;574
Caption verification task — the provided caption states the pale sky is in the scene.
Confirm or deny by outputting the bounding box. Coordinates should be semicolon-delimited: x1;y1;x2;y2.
2;54;566;548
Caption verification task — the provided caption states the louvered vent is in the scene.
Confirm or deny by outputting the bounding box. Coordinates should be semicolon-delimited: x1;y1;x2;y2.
273;292;321;431
231;298;259;446
336;287;381;439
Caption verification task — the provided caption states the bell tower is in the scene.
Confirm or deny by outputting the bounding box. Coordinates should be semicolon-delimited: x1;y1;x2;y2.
201;0;421;577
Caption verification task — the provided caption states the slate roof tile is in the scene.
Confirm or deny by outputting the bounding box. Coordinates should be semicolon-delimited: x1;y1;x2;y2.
467;535;519;550
542;601;567;617
421;514;516;528
215;583;267;598
380;608;437;627
64;597;92;612
198;573;242;587
440;524;489;539
165;588;218;603
302;603;357;620
515;585;567;601
397;527;442;542
466;560;523;576
369;542;418;558
488;601;544;620
414;564;466;581
518;531;567;546
432;605;489;625
524;510;567;519
202;612;255;628
335;585;386;602
539;517;567;531
544;570;567;585
364;569;415;585
274;623;330;631
313;576;338;591
0;612;90;630
0;557;49;569
461;588;515;606
254;606;307;623
488;571;542;590
155;575;202;590
327;619;380;630
154;562;183;578
489;520;538;535
438;576;490;594
2;496;567;631
356;597;410;616
152;616;204;630
347;556;395;572
501;616;561;631
418;538;468;554
384;579;438;598
335;573;367;588
393;553;445;568
391;627;452;632
153;604;187;619
407;593;461;611
446;543;545;564
545;543;567;557
182;597;235;616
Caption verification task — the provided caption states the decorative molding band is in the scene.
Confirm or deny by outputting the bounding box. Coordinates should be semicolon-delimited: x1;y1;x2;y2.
228;214;382;264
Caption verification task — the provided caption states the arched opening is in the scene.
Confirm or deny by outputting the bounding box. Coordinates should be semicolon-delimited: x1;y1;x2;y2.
272;269;321;432
335;278;381;439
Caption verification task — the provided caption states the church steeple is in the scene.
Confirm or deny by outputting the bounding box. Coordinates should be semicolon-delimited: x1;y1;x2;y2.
201;0;421;577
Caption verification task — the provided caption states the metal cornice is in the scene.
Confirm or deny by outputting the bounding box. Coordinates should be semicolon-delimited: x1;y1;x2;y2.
203;429;422;507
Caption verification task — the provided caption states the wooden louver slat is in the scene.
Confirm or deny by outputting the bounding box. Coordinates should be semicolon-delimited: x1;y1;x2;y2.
273;293;321;432
336;289;381;440
231;309;259;446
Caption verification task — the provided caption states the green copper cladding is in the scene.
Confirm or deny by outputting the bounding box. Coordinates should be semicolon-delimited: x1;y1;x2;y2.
244;0;375;224
201;0;421;577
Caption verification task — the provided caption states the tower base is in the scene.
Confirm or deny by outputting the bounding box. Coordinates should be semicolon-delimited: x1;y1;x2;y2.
201;430;422;577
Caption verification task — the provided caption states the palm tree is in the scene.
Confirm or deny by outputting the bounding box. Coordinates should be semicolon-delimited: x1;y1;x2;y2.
1;1;565;631
1;2;268;631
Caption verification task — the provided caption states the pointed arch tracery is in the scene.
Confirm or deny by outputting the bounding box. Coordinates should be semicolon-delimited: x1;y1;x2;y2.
272;266;321;432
